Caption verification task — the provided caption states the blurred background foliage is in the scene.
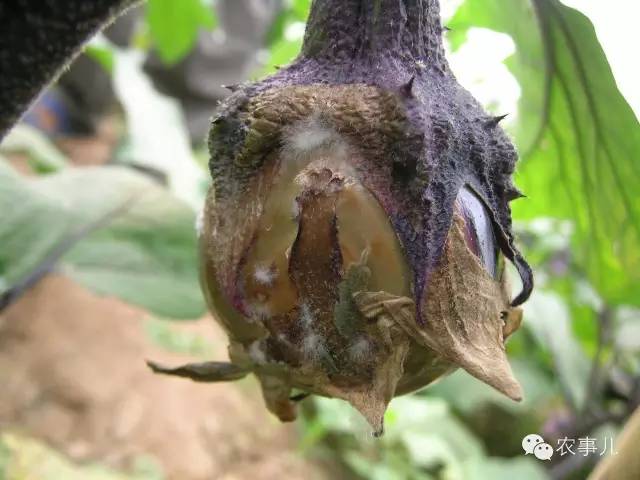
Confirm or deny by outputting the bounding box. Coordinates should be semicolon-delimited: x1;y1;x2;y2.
0;0;638;479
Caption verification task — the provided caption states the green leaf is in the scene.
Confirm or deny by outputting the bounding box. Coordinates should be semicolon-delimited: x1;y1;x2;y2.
112;49;208;210
85;45;115;73
0;161;205;319
401;432;458;470
291;0;312;20
428;358;557;415
314;395;483;480
0;433;165;480
260;0;310;75
449;0;640;306
386;397;485;465
265;10;294;46
260;37;304;77
344;451;433;480
85;34;117;73
145;0;217;65
615;307;640;352
462;457;547;480
524;289;591;409
0;124;67;173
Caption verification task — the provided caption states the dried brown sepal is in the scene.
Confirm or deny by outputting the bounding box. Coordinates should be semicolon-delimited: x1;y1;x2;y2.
354;213;523;402
325;337;410;436
146;360;250;382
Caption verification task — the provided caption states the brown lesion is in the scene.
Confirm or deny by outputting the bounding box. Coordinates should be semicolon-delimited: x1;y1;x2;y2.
289;168;344;320
206;83;416;336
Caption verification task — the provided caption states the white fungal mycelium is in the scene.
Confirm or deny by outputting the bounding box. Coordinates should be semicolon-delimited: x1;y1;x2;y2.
349;336;372;363
281;117;350;170
249;340;267;365
299;302;314;329
247;302;272;322
286;119;334;153
254;263;277;286
302;333;326;362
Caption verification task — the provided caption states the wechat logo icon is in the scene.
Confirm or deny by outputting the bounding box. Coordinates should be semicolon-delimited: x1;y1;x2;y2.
523;433;554;461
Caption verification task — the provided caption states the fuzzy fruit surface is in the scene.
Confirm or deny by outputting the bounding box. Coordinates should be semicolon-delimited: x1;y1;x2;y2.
197;0;533;432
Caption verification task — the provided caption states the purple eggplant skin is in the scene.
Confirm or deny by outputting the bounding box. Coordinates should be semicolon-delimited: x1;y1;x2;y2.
207;0;532;323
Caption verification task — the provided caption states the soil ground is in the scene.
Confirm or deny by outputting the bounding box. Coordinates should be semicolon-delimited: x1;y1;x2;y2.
0;274;331;479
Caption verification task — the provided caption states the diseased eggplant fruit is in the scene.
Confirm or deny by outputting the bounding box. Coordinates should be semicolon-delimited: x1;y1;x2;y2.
149;0;533;435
